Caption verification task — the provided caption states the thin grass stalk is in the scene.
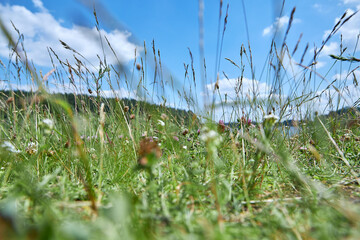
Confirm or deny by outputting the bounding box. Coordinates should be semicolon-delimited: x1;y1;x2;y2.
317;116;360;185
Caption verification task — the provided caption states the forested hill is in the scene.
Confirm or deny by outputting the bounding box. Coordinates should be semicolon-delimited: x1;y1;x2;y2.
0;90;197;124
280;107;360;127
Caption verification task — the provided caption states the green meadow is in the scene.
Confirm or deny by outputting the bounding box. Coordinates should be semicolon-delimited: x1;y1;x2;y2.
0;2;360;240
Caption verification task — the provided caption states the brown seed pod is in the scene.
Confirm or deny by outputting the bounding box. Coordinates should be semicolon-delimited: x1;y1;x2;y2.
6;97;14;104
137;137;161;167
182;129;189;136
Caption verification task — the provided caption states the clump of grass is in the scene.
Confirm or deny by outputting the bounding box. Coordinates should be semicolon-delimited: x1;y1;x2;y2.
0;1;360;239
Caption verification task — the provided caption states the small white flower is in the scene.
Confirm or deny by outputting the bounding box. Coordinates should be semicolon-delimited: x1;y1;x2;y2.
42;118;54;129
263;114;279;126
200;128;223;145
263;114;279;121
207;130;218;139
182;145;187;150
26;142;38;155
200;130;218;142
158;120;165;127
1;141;20;153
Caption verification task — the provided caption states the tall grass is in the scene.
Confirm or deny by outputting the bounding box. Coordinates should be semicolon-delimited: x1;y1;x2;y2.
0;1;360;239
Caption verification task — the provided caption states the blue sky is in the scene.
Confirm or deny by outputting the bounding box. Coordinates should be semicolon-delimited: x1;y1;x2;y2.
0;0;360;120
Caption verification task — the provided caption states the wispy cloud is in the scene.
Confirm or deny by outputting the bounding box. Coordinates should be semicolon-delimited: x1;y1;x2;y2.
332;69;360;81
206;77;271;100
262;15;300;37
309;70;360;114
322;8;360;54
31;0;46;12
315;61;326;68
320;42;339;56
342;0;360;5
0;1;140;68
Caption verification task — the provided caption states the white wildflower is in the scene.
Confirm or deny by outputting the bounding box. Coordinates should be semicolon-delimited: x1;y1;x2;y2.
26;142;38;155
263;114;279;126
42;118;54;129
1;141;20;153
158;120;165;127
182;145;187;150
199;127;223;167
264;113;279;121
263;113;279;121
200;129;222;144
200;128;223;148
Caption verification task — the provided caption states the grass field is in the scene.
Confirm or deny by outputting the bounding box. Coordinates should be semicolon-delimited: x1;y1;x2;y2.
0;2;360;239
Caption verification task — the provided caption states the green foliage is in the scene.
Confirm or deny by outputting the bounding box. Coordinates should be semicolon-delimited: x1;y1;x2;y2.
0;3;360;239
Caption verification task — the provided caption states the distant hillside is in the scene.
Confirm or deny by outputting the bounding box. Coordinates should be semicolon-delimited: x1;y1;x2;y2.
2;90;358;128
281;107;360;127
224;106;360;129
0;90;197;125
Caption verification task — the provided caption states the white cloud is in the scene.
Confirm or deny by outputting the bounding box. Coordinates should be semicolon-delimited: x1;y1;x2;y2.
204;70;360;121
332;69;360;81
204;77;287;122
0;1;140;68
309;70;360;113
342;0;360;4
315;61;326;68
263;16;288;36
323;8;360;53
206;77;271;100
320;42;339;56
313;84;360;113
32;0;46;12
262;16;300;37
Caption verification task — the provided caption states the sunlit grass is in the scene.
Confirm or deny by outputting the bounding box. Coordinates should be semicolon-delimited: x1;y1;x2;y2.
0;2;360;240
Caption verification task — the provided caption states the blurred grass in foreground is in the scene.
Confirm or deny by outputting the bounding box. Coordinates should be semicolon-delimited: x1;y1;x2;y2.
0;1;360;239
